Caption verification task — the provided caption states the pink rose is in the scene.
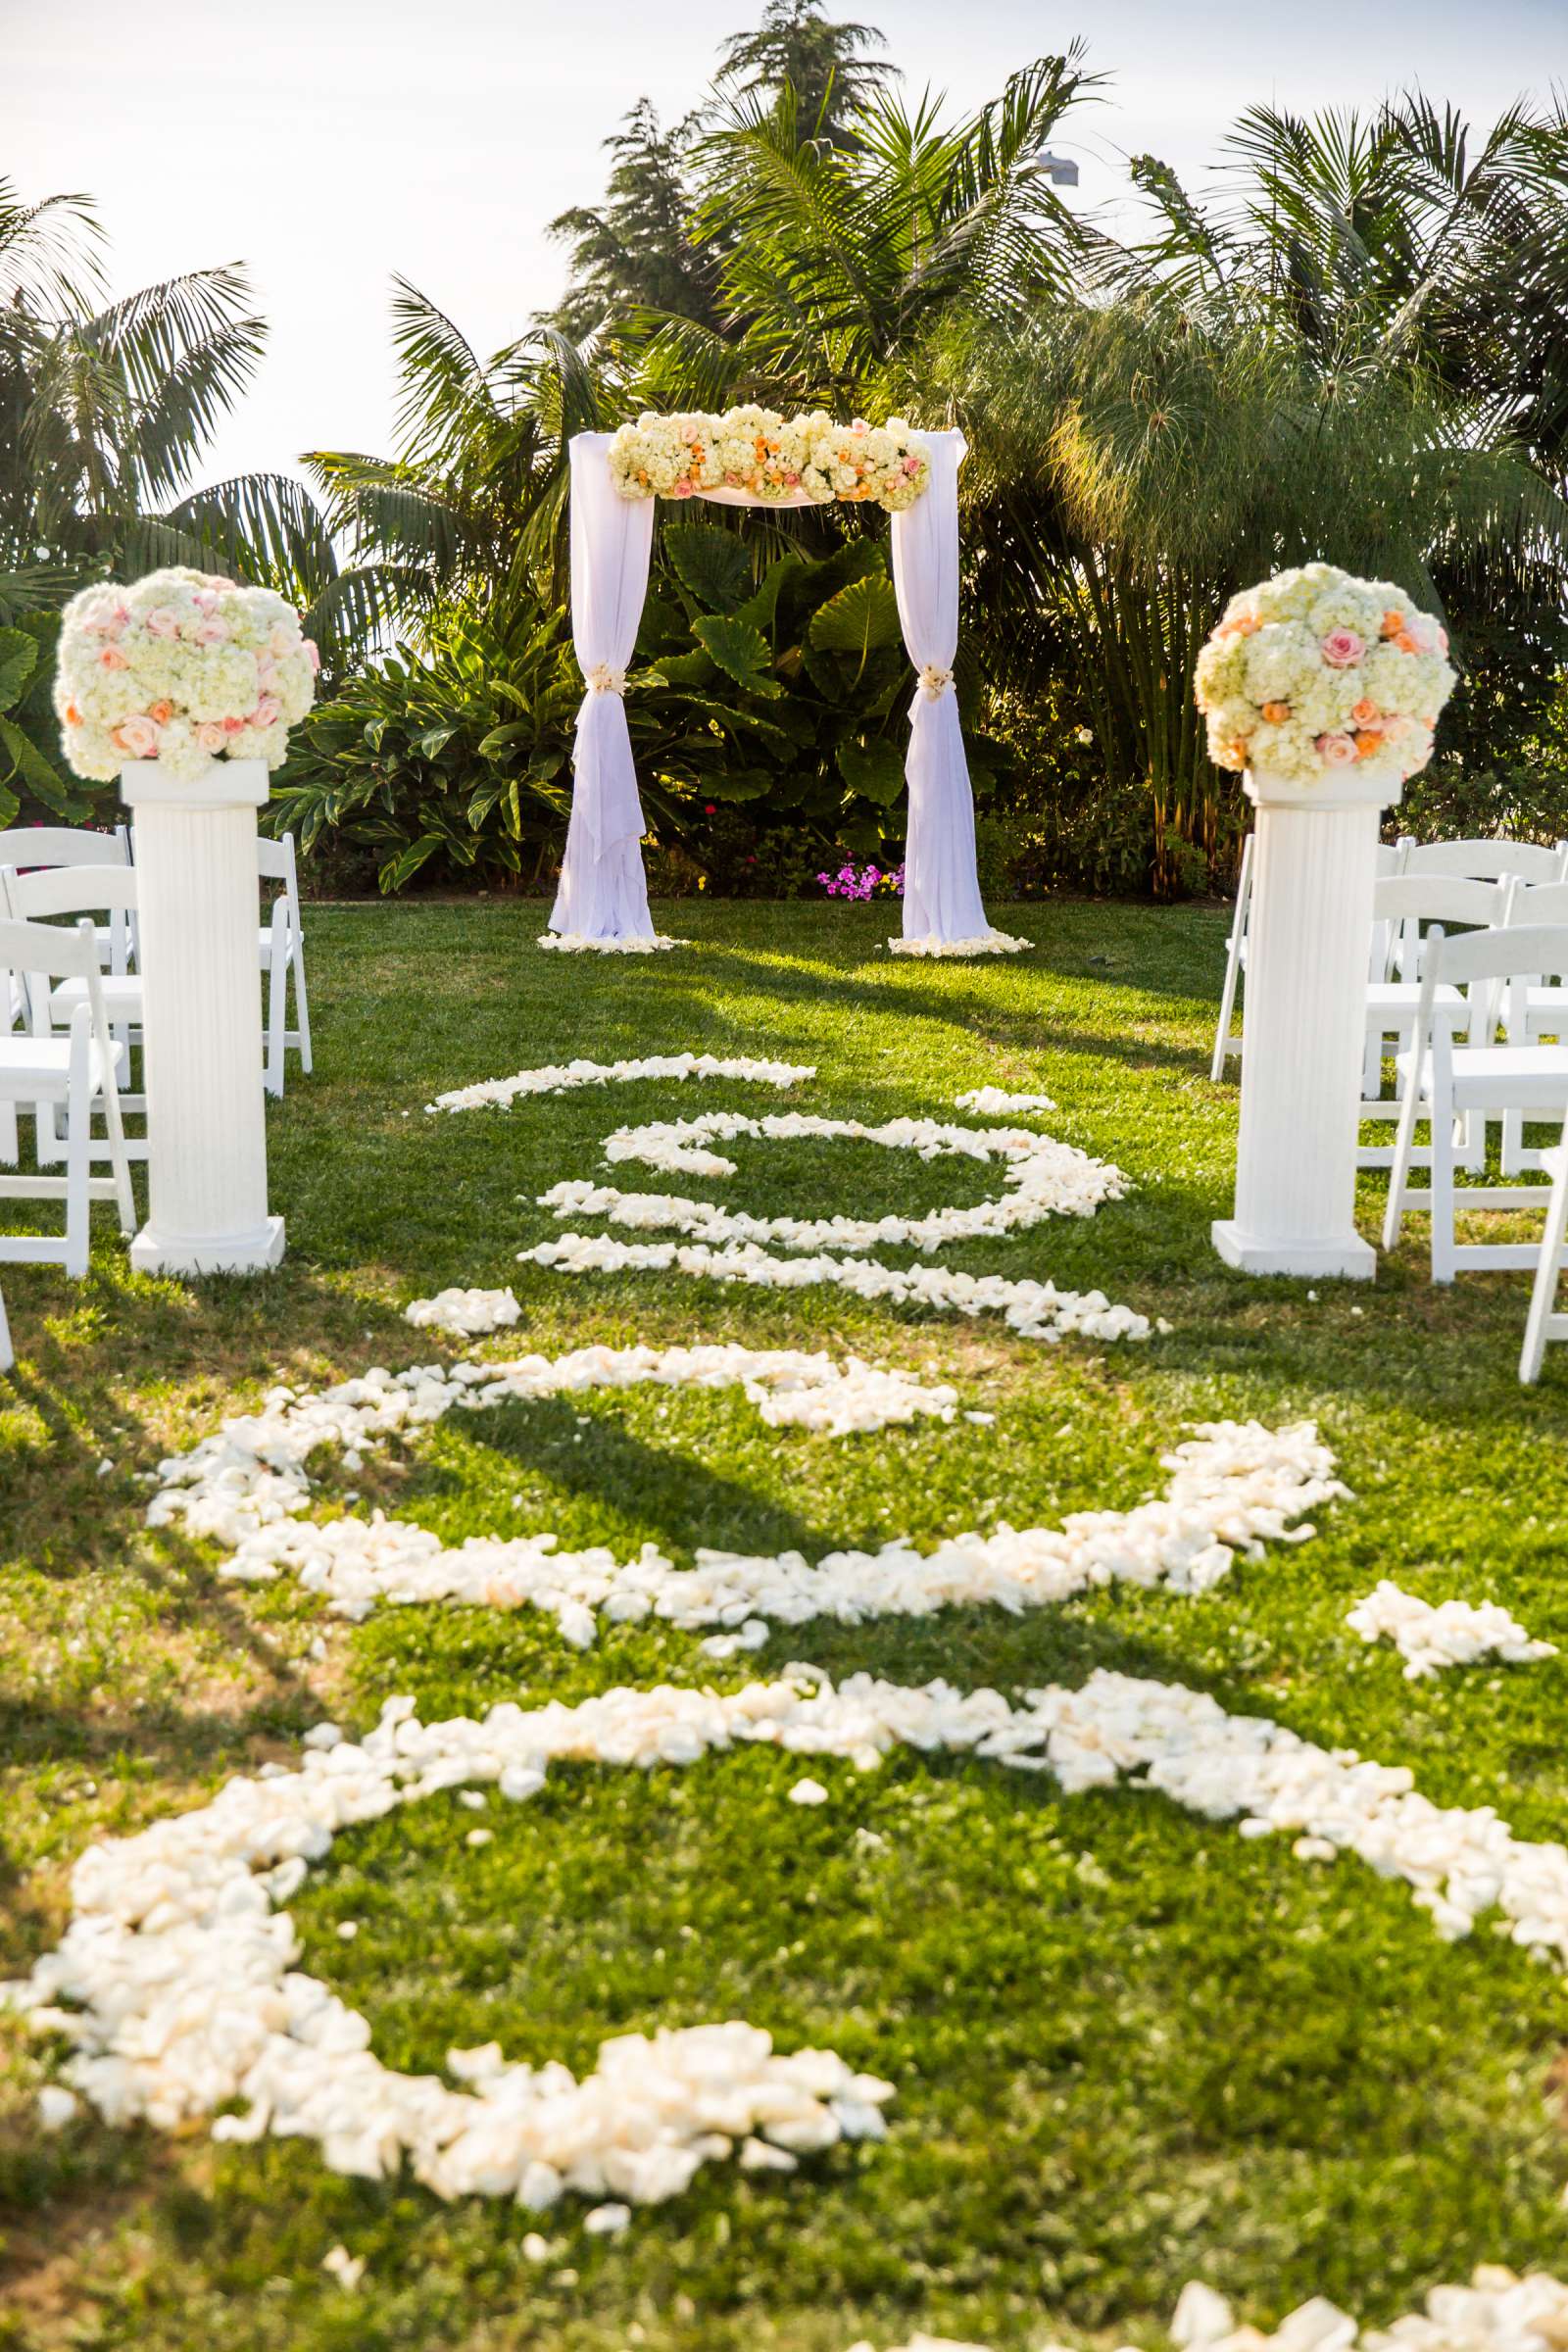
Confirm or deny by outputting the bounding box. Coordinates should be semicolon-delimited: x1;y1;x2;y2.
113;713;159;759
1315;732;1358;766
196;722;227;755
904;455;922;473
1436;624;1448;656
252;693;282;726
672;478;695;497
1320;628;1365;668
221;715;246;734
193;588;220;613
99;646;127;670
303;638;320;674
269;622;295;658
145;606;181;638
195;618;229;645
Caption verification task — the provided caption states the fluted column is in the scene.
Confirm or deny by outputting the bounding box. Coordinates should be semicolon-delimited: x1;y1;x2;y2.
121;757;284;1275
1211;766;1394;1280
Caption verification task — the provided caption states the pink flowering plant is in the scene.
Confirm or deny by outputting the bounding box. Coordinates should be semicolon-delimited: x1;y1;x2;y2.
55;566;318;786
1194;562;1456;790
817;861;906;902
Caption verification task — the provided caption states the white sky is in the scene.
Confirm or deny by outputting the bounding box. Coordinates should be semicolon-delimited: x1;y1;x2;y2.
10;0;1565;497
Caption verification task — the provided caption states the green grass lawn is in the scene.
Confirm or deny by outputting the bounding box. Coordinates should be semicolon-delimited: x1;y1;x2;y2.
5;896;1568;2352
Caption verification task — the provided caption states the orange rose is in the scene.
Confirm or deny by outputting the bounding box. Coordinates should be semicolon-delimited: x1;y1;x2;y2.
1260;701;1290;723
1236;612;1260;635
1394;629;1419;654
1352;699;1379;725
148;700;173;724
64;702;81;726
1353;730;1383;758
1381;609;1404;637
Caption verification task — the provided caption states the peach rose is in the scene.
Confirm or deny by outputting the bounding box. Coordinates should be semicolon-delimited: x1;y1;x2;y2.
1381;609;1405;637
1260;701;1291;724
1352;699;1380;726
195;618;229;645
148;700;173;724
113;713;159;758
144;607;181;638
1321;627;1365;668
196;722;227;755
221;715;246;734
1315;732;1357;766
99;646;127;670
252;693;282;726
303;638;321;675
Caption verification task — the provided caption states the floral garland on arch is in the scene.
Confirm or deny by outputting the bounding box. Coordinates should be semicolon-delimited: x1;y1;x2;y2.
608;408;930;510
1194;562;1455;791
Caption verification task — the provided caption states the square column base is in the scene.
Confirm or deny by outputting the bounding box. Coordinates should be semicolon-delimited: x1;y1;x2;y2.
1210;1220;1375;1281
131;1216;286;1277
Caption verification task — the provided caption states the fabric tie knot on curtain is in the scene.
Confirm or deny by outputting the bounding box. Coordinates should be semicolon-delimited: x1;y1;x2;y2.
585;662;627;696
917;662;955;701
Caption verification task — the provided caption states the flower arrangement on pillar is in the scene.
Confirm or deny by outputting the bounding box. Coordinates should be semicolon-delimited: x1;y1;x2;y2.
1195;564;1457;1279
55;568;320;1275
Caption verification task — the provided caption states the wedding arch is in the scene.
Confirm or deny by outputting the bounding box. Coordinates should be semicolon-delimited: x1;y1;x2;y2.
545;416;1019;956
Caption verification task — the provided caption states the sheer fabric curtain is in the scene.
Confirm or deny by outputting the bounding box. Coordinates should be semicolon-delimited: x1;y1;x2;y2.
889;428;992;944
553;425;992;946
549;433;658;940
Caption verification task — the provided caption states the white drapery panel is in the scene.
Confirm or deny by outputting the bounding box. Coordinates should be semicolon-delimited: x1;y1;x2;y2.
889;428;991;944
552;424;990;946
550;434;657;941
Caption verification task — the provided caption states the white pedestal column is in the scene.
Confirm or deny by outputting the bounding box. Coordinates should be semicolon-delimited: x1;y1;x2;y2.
1212;766;1396;1281
121;757;284;1276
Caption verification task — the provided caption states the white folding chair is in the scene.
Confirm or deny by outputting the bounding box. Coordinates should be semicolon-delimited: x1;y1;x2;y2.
1359;875;1510;1169
0;913;135;1276
1498;879;1568;1175
258;833;312;1097
1383;921;1568;1281
1;865;146;1160
1520;1123;1568;1383
1403;838;1568;884
0;824;134;971
0;825;131;1162
1210;834;1254;1081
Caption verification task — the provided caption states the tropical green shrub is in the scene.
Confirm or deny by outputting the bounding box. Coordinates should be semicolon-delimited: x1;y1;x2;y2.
1395;758;1568;850
277;522;1010;894
0;611;85;824
269;605;580;891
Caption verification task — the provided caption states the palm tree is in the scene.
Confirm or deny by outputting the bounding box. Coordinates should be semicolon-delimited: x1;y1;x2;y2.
628;50;1102;419
948;280;1568;884
0;173;400;671
305;277;602;621
1116;96;1568;804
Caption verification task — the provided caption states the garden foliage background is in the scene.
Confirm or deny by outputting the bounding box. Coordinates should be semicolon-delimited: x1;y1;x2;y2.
3;2;1568;899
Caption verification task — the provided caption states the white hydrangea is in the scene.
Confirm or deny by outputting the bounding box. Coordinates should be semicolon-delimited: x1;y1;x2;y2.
1194;563;1455;791
55;567;318;785
607;410;930;511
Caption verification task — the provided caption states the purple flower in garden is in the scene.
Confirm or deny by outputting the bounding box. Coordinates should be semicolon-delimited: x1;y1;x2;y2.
816;860;905;903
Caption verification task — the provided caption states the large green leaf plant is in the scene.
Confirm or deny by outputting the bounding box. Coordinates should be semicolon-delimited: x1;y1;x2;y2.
278;519;1003;892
